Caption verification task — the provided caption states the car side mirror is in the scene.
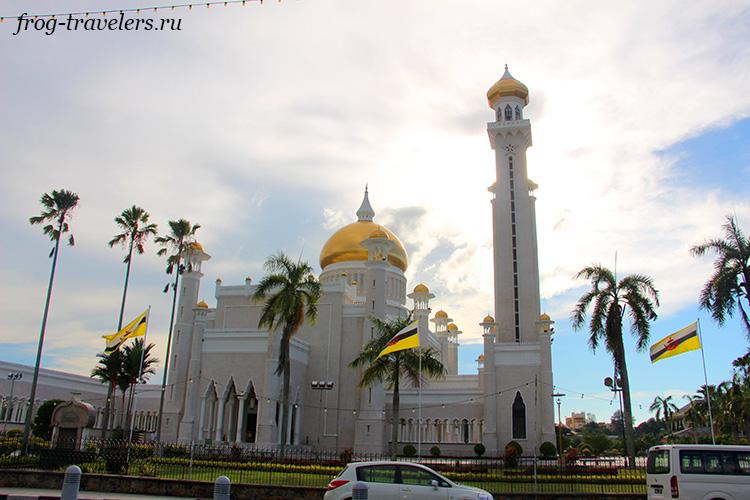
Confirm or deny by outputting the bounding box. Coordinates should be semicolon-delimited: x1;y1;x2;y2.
431;479;438;489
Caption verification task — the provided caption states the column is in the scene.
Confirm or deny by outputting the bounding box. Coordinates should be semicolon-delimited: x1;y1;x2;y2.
214;399;226;443
235;395;247;443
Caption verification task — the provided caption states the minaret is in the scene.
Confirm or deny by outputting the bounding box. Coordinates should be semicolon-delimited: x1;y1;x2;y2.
164;241;210;441
486;65;539;344
354;225;393;452
407;284;434;341
484;66;555;453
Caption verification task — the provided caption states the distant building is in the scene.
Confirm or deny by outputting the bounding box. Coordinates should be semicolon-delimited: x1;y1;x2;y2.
565;411;594;431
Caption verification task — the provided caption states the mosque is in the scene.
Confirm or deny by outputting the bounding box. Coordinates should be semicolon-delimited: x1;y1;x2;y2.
158;67;557;456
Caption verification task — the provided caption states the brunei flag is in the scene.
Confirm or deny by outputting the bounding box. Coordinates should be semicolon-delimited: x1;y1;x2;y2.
103;309;148;354
650;322;700;363
376;321;419;360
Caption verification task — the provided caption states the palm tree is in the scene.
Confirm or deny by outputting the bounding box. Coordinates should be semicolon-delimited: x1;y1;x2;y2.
349;315;446;457
108;206;157;330
691;215;750;337
24;189;80;453
91;350;124;438
649;395;678;434
252;252;321;456
571;264;659;466
154;219;201;441
121;339;159;434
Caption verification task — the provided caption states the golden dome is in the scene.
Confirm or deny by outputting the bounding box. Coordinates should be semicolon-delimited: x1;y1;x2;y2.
447;323;458;331
487;65;529;107
477;354;485;362
319;221;408;272
413;283;429;293
435;310;448;319
540;313;551;321
186;241;204;253
483;315;495;323
196;300;208;309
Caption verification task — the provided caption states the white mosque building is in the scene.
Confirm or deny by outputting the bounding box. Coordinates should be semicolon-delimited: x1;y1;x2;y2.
157;67;557;456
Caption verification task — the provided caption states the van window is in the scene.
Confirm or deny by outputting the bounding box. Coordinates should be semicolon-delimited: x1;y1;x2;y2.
647;449;670;474
679;450;750;475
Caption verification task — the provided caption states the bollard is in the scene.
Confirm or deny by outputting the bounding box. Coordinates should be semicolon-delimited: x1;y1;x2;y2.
61;465;81;500
352;481;368;500
213;475;231;500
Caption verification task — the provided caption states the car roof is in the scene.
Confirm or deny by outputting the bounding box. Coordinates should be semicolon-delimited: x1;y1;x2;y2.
649;444;750;451
348;461;427;467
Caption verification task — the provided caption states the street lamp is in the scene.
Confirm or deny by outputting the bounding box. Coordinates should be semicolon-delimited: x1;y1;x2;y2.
3;372;23;435
311;381;334;449
552;392;565;466
604;375;626;454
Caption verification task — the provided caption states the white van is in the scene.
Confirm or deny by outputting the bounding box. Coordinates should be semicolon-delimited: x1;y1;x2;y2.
646;444;750;500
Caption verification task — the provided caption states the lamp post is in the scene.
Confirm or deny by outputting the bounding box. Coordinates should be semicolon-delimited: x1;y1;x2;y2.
311;381;333;450
3;372;23;435
604;375;626;456
552;392;565;466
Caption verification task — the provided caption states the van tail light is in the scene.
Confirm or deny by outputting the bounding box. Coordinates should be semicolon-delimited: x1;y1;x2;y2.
327;479;350;491
670;475;679;498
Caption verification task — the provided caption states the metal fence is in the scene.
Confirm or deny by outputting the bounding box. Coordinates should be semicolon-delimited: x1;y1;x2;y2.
0;437;646;494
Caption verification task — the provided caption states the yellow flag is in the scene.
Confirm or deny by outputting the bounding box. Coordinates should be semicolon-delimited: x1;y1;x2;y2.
376;321;419;360
650;322;700;363
103;309;148;354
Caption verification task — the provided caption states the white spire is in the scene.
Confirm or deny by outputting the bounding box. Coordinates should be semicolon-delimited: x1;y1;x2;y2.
356;184;375;221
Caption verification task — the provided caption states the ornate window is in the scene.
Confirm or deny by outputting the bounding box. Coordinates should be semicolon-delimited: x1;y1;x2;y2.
504;104;512;121
515;106;521;120
512;392;526;439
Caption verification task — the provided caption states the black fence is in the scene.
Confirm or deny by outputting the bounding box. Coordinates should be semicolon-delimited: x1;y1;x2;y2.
0;437;646;495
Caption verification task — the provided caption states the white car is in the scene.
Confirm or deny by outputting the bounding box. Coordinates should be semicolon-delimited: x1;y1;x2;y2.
324;461;493;500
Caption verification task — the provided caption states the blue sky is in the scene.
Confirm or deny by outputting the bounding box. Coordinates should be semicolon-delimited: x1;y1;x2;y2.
1;0;749;426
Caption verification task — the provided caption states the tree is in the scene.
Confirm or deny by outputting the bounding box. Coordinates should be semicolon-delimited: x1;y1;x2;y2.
154;219;201;441
252;252;321;455
571;264;659;466
691;215;750;337
108;206;157;330
649;395;678;434
32;399;62;440
121;338;159;435
349;315;445;457
24;189;80;453
91;350;124;437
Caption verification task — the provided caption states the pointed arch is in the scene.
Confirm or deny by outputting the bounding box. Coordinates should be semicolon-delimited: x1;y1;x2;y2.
504;104;513;121
512;391;526;439
514;105;521;120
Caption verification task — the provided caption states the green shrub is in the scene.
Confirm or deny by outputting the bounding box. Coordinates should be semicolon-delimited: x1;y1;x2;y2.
5;429;22;437
429;446;441;457
473;443;486;457
504;440;522;468
539;441;556;458
403;444;416;457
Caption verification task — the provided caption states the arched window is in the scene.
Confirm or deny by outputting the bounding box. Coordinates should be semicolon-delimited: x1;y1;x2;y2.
512;392;526;439
496;108;502;122
462;419;470;443
515;106;521;120
504;104;512;121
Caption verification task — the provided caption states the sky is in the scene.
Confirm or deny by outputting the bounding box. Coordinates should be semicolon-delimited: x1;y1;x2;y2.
1;0;749;426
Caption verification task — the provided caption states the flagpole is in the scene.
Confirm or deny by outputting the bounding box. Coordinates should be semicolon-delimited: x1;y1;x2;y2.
696;319;715;444
128;306;151;443
417;351;422;458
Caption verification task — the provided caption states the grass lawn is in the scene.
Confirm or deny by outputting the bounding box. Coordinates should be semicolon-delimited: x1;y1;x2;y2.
145;462;646;494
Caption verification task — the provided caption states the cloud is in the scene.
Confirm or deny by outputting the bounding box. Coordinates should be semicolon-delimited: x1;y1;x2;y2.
1;0;750;384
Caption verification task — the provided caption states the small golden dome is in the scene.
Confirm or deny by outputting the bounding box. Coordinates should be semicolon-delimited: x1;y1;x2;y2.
477;354;485;362
368;227;389;239
435;310;448;319
483;315;495;323
320;221;408;272
413;283;429;293
196;300;208;309
186;241;204;253
447;323;458;331
540;313;551;321
487;65;529;107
